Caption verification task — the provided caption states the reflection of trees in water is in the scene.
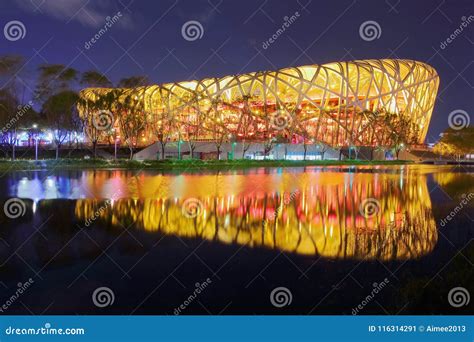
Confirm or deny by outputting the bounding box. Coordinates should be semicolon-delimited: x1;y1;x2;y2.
74;176;437;261
433;171;474;201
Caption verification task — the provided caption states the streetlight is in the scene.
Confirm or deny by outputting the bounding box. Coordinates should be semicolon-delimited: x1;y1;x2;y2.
231;141;237;160
32;124;38;161
114;138;119;161
178;139;182;160
229;134;236;160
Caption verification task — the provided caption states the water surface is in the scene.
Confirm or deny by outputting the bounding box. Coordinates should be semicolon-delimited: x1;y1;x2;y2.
0;165;472;314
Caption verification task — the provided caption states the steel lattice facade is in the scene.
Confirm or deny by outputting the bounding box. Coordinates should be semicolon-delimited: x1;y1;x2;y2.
79;59;439;146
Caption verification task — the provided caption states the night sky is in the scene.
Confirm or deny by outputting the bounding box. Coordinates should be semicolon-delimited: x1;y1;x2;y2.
1;0;472;142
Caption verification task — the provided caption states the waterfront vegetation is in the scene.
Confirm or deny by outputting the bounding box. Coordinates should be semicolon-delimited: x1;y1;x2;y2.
0;158;414;171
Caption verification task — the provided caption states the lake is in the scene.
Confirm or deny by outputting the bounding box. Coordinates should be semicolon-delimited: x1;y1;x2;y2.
0;165;472;314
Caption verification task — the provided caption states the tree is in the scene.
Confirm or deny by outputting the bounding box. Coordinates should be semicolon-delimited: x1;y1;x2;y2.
356;109;385;160
0;89;20;158
78;93;101;159
0;90;35;159
315;141;330;160
0;55;28;160
79;72;114;158
149;87;175;160
383;111;420;159
42;90;79;159
80;71;112;88
181;91;201;159
259;99;277;160
0;55;25;95
35;64;78;101
433;126;474;160
235;94;258;158
118;76;149;88
204;96;228;160
0;55;24;75
22;108;42;148
114;89;146;159
81;89;123;159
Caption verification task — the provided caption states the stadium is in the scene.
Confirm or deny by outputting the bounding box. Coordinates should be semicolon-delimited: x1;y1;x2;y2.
78;59;439;160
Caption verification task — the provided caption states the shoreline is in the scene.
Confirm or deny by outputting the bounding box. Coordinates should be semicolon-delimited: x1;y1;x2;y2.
0;159;416;172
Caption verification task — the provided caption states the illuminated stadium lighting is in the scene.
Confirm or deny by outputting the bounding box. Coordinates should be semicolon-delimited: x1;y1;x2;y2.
78;59;439;147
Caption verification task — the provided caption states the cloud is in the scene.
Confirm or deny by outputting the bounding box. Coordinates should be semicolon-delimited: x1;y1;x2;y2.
14;0;133;29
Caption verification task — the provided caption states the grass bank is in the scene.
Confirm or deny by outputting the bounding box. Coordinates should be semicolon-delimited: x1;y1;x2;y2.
0;158;413;171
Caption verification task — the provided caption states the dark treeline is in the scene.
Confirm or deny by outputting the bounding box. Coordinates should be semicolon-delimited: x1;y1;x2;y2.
0;54;149;160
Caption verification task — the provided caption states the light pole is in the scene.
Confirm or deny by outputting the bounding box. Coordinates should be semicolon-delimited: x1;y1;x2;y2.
231;142;236;160
112;129;118;161
32;124;38;161
229;134;236;160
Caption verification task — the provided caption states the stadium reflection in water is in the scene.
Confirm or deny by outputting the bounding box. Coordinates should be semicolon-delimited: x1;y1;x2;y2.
71;167;437;261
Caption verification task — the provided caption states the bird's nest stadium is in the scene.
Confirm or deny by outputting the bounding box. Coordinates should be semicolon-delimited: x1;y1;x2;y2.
78;59;439;150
